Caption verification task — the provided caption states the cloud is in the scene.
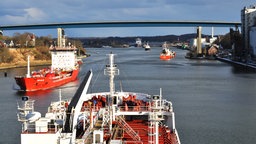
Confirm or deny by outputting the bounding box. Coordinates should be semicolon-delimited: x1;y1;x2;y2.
1;0;252;23
0;0;255;37
24;8;47;21
1;7;47;25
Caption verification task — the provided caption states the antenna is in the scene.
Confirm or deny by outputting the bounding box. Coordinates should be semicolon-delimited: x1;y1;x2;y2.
26;55;31;78
119;81;123;92
211;27;214;38
59;89;62;104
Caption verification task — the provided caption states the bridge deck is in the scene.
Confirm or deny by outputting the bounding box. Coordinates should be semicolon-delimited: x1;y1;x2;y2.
0;20;240;30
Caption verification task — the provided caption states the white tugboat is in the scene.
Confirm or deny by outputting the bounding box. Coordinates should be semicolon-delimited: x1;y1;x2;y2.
143;42;151;51
17;53;181;144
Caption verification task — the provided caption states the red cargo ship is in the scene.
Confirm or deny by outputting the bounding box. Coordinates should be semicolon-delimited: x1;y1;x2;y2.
15;28;80;92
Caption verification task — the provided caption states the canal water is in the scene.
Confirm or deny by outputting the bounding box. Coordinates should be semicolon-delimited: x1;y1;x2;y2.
0;47;256;144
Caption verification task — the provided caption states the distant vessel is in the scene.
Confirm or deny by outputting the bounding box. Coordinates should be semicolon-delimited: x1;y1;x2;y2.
143;42;151;51
185;26;218;59
135;38;142;47
17;53;181;144
160;42;176;60
14;28;80;91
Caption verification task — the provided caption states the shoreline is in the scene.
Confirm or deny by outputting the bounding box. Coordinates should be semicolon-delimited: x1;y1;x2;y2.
0;54;88;70
0;60;51;70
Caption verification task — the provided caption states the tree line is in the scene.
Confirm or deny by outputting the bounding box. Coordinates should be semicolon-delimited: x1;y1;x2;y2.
0;32;85;63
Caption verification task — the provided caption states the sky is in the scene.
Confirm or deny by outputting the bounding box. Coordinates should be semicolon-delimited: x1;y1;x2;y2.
0;0;256;38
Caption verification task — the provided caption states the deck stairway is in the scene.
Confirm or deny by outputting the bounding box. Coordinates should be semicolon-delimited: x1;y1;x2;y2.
116;117;141;142
121;120;171;144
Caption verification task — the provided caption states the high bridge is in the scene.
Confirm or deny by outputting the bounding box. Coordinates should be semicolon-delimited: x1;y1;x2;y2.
0;20;240;30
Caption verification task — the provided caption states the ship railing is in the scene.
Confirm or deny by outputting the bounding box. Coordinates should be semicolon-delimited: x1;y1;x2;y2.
80;106;98;112
118;106;149;112
117;103;172;112
151;99;173;112
80;103;172;113
21;123;61;134
161;100;173;112
17;100;35;112
123;141;143;144
78;107;103;125
49;45;77;50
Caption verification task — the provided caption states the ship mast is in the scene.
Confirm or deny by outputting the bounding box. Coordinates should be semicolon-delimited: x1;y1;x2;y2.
26;55;31;78
104;53;119;131
109;54;115;95
104;53;119;98
57;28;65;47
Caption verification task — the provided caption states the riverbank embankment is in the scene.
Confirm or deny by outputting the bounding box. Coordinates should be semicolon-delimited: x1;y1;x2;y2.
0;60;51;70
0;47;52;70
216;57;256;71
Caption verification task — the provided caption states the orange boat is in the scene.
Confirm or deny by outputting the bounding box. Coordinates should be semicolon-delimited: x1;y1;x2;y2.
160;42;176;60
14;28;80;91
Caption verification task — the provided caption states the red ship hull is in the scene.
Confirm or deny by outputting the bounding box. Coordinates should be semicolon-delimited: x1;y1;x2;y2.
160;54;175;60
160;55;172;60
15;69;79;91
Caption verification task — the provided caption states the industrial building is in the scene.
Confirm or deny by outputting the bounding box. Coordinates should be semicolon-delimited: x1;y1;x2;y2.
241;4;256;60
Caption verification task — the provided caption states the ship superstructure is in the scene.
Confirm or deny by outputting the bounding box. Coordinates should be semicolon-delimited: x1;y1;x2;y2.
135;38;142;47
